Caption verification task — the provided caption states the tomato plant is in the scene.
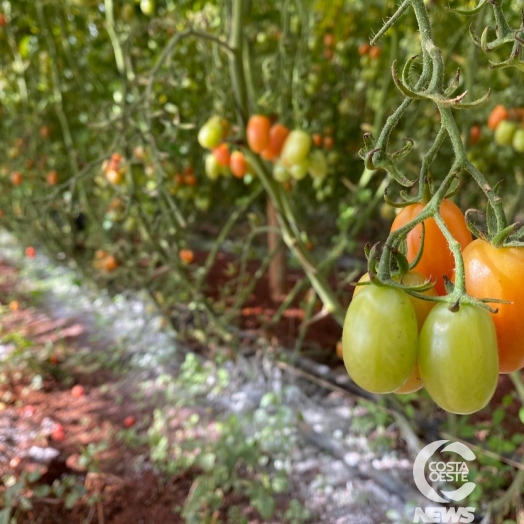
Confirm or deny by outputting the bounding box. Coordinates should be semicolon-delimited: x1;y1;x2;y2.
342;285;418;394
391;199;472;295
418;303;498;415
462;240;524;373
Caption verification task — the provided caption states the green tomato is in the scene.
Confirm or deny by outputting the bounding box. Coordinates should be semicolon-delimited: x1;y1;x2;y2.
198;116;223;150
289;160;309;181
342;286;418;394
140;0;155;16
273;162;291;183
512;128;524;153
281;130;312;167
419;303;498;415
308;150;328;180
204;154;221;180
494;120;517;147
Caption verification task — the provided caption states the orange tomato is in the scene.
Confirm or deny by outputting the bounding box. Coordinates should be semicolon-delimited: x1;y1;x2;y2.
46;171;58;185
323;135;334;150
391;199;472;295
323;33;334;47
462;240;524;373
184;174;197;186
247;115;271;154
260;123;290;161
101;255;119;272
312;134;323;147
10;171;22;185
179;249;195;264
369;46;381;59
212;143;231;167
358;43;371;56
488;104;508;130
230;151;248;178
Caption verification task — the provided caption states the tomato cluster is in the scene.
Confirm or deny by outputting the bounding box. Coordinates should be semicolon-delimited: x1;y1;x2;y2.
198;114;329;186
342;198;524;414
488;104;524;153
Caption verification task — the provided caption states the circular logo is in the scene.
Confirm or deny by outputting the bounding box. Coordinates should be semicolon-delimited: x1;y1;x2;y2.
413;439;476;503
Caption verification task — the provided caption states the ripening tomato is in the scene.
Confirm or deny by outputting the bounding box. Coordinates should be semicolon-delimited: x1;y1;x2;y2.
391;199;472;295
487;104;508;130
462;240;524;373
198;116;224;150
354;271;436;394
212;143;231;167
342;285;418;394
25;246;36;258
0;14;7;27
419;303;498;414
105;169;124;185
230;151;247;178
281;130;312;167
204;154;222;180
247;115;271;154
260;123;289;161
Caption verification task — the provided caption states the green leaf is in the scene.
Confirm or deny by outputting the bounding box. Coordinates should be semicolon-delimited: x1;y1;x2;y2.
253;494;275;520
492;408;505;425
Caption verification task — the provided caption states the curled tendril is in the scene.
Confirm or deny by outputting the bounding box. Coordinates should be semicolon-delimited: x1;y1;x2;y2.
445;0;488;17
391;61;491;109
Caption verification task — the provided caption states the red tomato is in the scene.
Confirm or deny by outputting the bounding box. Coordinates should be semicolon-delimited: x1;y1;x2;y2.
469;125;481;145
123;416;136;428
247;115;271;154
391;200;472;295
260;123;290;161
230;151;248;178
212;143;231;167
462;240;524;373
71;385;85;398
51;423;65;441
